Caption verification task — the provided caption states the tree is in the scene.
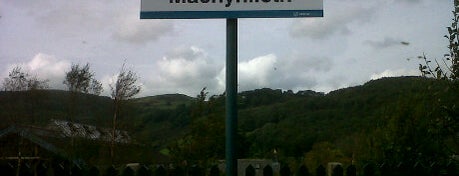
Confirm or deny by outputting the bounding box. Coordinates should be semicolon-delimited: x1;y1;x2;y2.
62;63;103;160
2;66;48;91
169;88;249;164
63;63;103;122
418;0;459;158
1;66;48;176
64;63;103;95
1;66;49;124
419;0;459;80
109;64;141;163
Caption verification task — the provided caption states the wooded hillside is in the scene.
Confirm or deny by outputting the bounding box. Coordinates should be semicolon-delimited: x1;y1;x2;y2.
0;76;457;167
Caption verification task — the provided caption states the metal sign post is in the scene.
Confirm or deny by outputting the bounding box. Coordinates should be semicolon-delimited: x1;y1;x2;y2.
225;18;238;176
140;1;323;175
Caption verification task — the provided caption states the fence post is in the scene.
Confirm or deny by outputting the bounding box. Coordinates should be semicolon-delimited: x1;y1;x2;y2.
155;165;167;176
346;165;356;176
245;165;255;176
280;165;291;176
331;165;343;176
297;165;310;176
263;165;273;176
104;165;118;176
210;165;220;176
363;163;375;176
316;165;325;176
87;166;100;176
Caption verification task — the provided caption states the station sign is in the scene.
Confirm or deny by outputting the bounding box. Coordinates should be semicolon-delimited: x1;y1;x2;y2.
141;0;323;19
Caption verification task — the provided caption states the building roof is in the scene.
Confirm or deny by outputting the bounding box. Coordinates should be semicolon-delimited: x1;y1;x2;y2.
48;119;131;143
0;125;65;157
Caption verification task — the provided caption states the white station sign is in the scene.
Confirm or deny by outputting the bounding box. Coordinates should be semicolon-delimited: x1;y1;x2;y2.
141;0;323;19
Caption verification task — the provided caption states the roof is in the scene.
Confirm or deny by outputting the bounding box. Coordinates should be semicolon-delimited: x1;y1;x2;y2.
48;119;131;143
0;125;65;157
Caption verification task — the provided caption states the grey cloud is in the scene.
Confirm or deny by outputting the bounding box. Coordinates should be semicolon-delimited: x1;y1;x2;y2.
290;1;377;39
113;20;173;44
399;0;422;4
167;46;207;61
365;37;408;49
30;1;113;34
294;56;333;72
11;0;172;44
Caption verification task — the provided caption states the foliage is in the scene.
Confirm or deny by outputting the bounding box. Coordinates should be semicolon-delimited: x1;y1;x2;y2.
2;66;49;91
168;88;252;164
303;142;348;175
0;76;457;166
169;88;225;163
1;66;49;126
109;63;141;164
64;63;102;95
110;64;141;102
418;0;458;80
418;0;459;161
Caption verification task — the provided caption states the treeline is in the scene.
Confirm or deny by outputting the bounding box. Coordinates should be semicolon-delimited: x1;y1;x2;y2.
168;76;458;172
0;76;458;170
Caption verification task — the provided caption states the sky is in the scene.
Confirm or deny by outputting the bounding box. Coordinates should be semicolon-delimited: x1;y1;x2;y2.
0;0;454;98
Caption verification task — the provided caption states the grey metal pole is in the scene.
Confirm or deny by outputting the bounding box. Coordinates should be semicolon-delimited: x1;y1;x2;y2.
226;18;238;176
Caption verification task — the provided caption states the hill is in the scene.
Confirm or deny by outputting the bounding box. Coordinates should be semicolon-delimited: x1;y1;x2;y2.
0;76;456;166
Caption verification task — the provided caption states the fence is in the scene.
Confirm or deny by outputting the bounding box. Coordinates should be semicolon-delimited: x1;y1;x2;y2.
0;160;457;176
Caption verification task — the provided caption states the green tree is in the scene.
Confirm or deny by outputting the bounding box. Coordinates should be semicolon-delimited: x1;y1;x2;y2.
1;66;49;176
3;66;48;91
109;63;141;163
303;142;348;175
418;0;459;158
170;88;223;162
1;66;49;124
63;63;103;121
168;88;248;165
64;63;102;95
63;63;103;160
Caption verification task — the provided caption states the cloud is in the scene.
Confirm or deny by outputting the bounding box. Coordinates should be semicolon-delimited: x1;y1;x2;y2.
370;69;420;80
143;46;221;96
1;53;71;90
288;54;333;73
112;10;173;44
290;1;377;39
271;54;332;90
237;54;278;90
365;37;409;49
28;1;114;36
215;53;332;93
8;0;172;44
398;0;422;4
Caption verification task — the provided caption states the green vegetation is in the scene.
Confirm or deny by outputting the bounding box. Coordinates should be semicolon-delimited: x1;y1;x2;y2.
1;76;457;168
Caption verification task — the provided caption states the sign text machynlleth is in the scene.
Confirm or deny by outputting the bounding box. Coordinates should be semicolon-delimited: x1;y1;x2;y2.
141;0;323;19
170;0;293;8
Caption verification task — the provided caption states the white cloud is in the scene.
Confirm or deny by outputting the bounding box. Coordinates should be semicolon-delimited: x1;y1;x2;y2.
1;53;71;90
237;54;278;90
370;69;420;80
143;46;221;96
28;53;70;89
215;53;332;93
